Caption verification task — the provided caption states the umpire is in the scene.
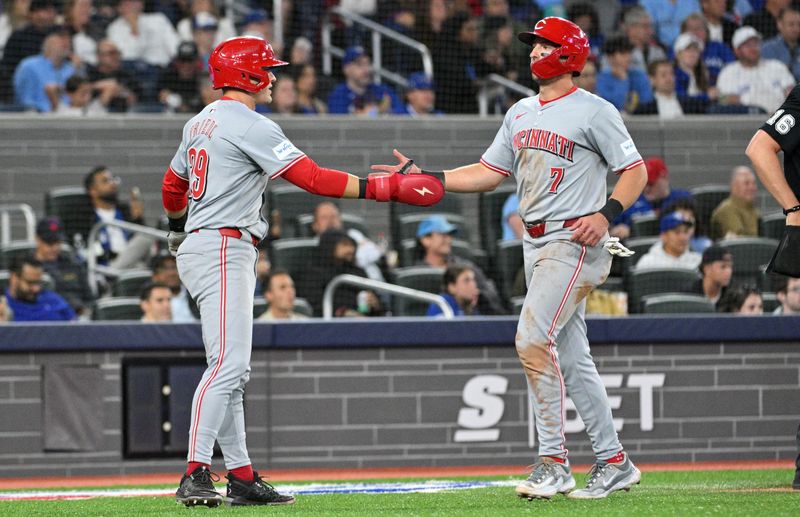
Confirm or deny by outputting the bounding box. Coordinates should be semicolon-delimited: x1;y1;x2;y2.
746;86;800;490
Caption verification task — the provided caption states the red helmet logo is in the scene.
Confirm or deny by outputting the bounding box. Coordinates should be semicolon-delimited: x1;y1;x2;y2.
208;36;289;93
518;17;590;80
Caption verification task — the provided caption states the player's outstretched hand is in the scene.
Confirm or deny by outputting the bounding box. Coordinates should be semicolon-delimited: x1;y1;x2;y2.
370;149;422;175
569;213;609;247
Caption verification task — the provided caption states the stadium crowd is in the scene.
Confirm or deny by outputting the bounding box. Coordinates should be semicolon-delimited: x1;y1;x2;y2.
1;0;800;115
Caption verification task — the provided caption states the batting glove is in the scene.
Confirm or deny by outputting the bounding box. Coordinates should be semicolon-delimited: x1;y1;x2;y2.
603;237;634;257
167;231;187;256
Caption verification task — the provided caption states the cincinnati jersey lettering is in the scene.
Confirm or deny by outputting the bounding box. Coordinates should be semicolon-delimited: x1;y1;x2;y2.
512;128;575;162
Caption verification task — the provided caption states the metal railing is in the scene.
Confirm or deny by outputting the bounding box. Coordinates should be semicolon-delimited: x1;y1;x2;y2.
478;74;536;116
322;6;434;88
322;274;454;320
0;203;36;246
86;219;166;298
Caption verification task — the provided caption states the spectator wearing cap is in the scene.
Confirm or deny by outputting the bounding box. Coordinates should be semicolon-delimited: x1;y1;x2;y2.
85;39;142;112
415;215;505;314
635;212;702;271
640;0;700;49
12;29;75;112
761;6;800;80
679;12;735;88
289;37;313;67
0;0;58;85
742;0;788;40
635;59;708;118
402;72;441;117
710;165;760;240
190;12;218;65
156;41;203;113
688;245;733;308
610;156;692;239
139;282;172;322
106;0;179;68
176;0;235;45
772;275;800;314
620;6;668;73
426;264;480;317
5;255;76;322
672;32;713;103
327;46;404;114
716;26;795;113
32;216;93;316
596;35;654;113
239;8;272;42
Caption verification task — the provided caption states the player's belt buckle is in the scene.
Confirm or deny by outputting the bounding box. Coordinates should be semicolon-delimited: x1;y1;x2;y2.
524;217;580;238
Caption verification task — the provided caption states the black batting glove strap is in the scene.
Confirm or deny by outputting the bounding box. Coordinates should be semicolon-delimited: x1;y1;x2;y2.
422;169;446;187
358;178;368;199
783;204;800;215
168;212;188;232
597;198;623;223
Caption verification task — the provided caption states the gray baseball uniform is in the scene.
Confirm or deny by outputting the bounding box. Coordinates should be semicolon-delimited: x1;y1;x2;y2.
170;97;305;469
482;87;643;461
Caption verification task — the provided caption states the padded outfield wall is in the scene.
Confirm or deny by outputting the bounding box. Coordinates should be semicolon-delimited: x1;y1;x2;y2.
0;316;797;478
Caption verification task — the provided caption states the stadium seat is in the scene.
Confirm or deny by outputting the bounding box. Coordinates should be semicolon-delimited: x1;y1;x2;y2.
689;184;729;237
621;236;659;272
642;293;715;314
478;183;517;259
44;186;94;244
92;297;143;321
630;214;659;237
0;241;35;269
760;212;785;240
253;297;313;319
268;185;327;239
295;212;371;238
762;292;779;313
716;237;779;285
112;269;153;297
494;239;523;302
396;212;470;244
270;237;318;278
390;195;461;250
253;298;267;318
390;266;445;316
626;268;700;314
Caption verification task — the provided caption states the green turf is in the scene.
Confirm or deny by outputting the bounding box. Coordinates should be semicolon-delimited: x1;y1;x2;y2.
0;469;797;516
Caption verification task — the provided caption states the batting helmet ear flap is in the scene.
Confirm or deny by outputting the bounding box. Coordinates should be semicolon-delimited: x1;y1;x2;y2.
518;17;590;79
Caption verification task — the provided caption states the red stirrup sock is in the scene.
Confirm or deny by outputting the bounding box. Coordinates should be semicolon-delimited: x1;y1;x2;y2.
229;465;254;482
186;462;210;476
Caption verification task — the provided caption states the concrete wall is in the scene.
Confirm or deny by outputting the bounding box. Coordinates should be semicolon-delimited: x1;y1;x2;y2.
0;318;797;477
0;115;778;243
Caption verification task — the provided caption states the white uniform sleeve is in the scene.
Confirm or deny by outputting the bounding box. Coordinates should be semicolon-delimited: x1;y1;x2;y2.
585;102;643;173
239;119;307;179
169;140;189;180
480;111;514;176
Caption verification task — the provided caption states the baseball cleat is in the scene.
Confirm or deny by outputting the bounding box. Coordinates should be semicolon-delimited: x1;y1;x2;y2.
567;452;641;499
175;466;224;507
226;471;295;506
793;466;800;490
516;457;576;499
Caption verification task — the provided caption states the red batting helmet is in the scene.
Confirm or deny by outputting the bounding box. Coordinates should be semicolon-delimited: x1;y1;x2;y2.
518;17;590;79
208;36;288;93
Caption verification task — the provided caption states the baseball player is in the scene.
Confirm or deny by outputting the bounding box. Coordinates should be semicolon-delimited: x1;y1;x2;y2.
162;36;444;508
745;88;800;490
373;17;646;500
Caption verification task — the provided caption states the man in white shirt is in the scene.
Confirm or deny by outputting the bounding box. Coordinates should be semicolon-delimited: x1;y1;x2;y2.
635;212;702;270
257;270;308;321
106;0;179;67
717;26;795;113
140;282;172;322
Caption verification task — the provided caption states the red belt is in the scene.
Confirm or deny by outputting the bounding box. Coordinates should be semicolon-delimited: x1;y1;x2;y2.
525;217;580;238
192;227;259;246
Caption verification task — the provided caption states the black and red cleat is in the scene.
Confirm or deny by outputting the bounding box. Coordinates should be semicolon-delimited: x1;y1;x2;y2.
225;471;295;506
175;466;223;507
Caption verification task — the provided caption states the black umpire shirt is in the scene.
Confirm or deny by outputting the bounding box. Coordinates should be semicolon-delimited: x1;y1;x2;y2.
760;84;800;199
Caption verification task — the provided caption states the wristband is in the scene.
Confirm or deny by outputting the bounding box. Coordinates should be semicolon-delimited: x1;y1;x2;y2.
168;212;187;232
358;178;367;199
422;169;446;187
597;198;624;223
783;204;800;215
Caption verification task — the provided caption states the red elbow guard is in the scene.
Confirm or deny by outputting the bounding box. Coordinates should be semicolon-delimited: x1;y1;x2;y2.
162;167;189;212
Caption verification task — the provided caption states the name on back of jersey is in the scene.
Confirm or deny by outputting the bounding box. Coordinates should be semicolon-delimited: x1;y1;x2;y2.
512;128;575;162
190;118;218;140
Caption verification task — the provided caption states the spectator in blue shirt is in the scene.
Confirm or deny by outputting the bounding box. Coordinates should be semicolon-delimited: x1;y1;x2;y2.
501;193;523;241
327;46;404;115
5;256;76;322
761;6;800;80
426;265;480;317
402;72;442;117
13;29;75;112
597;36;654;113
672;32;713;102
641;0;701;48
680;12;736;87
